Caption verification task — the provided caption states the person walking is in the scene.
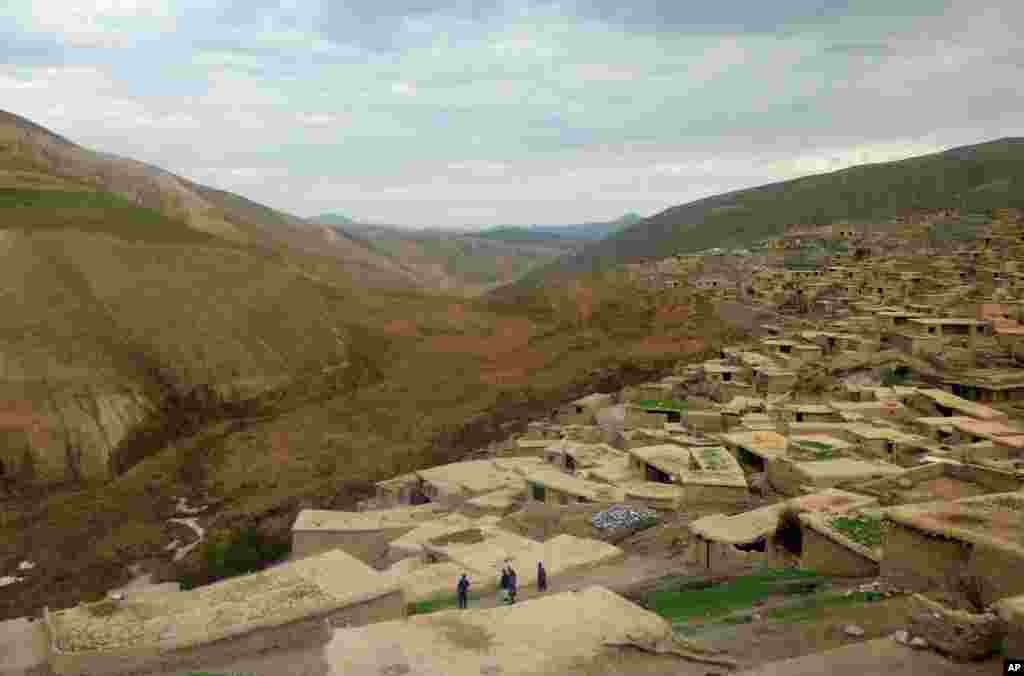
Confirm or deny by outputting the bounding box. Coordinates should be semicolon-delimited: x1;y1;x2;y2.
507;565;518;603
537;561;547;593
457;573;470;609
499;566;510;604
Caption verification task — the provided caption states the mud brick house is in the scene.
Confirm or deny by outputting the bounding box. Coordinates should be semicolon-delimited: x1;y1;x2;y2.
767;456;903;497
687;489;877;573
554;393;615;425
798;509;883;577
894;317;991;355
778;404;842;425
942;370;1024;404
681;408;725;433
720;430;788;472
908;389;1010;424
627;444;692;483
291;505;447;563
881;492;1024;605
828;399;910;424
947;417;1024;446
752;366;799;395
836;424;935;465
522;466;622;505
373;458;548;508
543;440;624;474
44;549;406;676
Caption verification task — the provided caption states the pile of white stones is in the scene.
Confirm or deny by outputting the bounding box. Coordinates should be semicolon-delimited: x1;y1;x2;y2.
590;505;658;530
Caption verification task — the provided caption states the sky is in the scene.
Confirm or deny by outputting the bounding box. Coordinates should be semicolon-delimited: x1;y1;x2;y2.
2;1;1023;227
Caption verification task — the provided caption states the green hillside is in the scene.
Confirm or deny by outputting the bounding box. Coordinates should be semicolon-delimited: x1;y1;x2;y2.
0;189;228;246
501;138;1024;291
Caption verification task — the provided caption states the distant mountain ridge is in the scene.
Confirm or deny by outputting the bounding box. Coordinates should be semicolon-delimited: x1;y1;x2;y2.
495;137;1024;295
475;213;642;243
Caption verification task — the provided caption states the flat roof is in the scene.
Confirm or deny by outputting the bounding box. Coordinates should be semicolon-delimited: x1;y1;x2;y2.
907;317;988;326
417;459;545;496
783;404;833;414
945;369;1024;388
885;492;1024;554
913;415;975;428
388;513;482;552
47;549;400;655
629;444;693;475
799;512;883;562
689;489;877;544
522;468;622;501
292;504;446;532
953;418;1024;441
792;458;904;481
323;586;669;676
719;430;789;458
916;389;1008;421
790;434;856;452
571;393;615;407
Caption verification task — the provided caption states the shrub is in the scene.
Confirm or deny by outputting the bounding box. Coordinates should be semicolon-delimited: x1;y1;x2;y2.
178;527;290;590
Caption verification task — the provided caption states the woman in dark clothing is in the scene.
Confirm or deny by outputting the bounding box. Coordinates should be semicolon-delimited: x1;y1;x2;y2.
457;573;470;609
499;567;510;603
537;561;547;592
507;566;518;603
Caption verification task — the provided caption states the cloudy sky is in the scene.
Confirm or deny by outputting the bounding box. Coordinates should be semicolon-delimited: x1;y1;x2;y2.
2;1;1023;227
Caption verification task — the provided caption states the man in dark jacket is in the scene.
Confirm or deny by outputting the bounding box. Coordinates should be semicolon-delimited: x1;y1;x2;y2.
457;573;470;609
537;561;547;592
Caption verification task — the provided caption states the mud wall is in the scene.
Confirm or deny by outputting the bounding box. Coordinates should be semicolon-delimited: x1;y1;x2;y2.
291;526;416;567
799;528;879;577
881;523;971;593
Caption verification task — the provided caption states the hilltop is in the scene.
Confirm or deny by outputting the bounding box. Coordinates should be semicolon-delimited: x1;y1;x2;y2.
500;138;1024;293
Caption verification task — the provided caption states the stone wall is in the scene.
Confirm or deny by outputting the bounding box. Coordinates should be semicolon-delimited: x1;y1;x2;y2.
46;589;406;676
291;527;416;567
799;527;879;577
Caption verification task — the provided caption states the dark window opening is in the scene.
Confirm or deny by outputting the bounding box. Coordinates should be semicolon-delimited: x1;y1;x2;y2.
737;447;765;472
734;537;767;553
780;345;792;354
578;495;590;503
575;406;584;414
723;372;732;382
565;455;577;472
796;412;805;422
645;463;673;484
530;482;546;501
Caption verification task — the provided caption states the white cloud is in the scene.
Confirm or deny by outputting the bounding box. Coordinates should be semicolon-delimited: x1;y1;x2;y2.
391;81;417;96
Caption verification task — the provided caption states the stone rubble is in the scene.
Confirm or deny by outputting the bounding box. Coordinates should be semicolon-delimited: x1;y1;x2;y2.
590;505;659;530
